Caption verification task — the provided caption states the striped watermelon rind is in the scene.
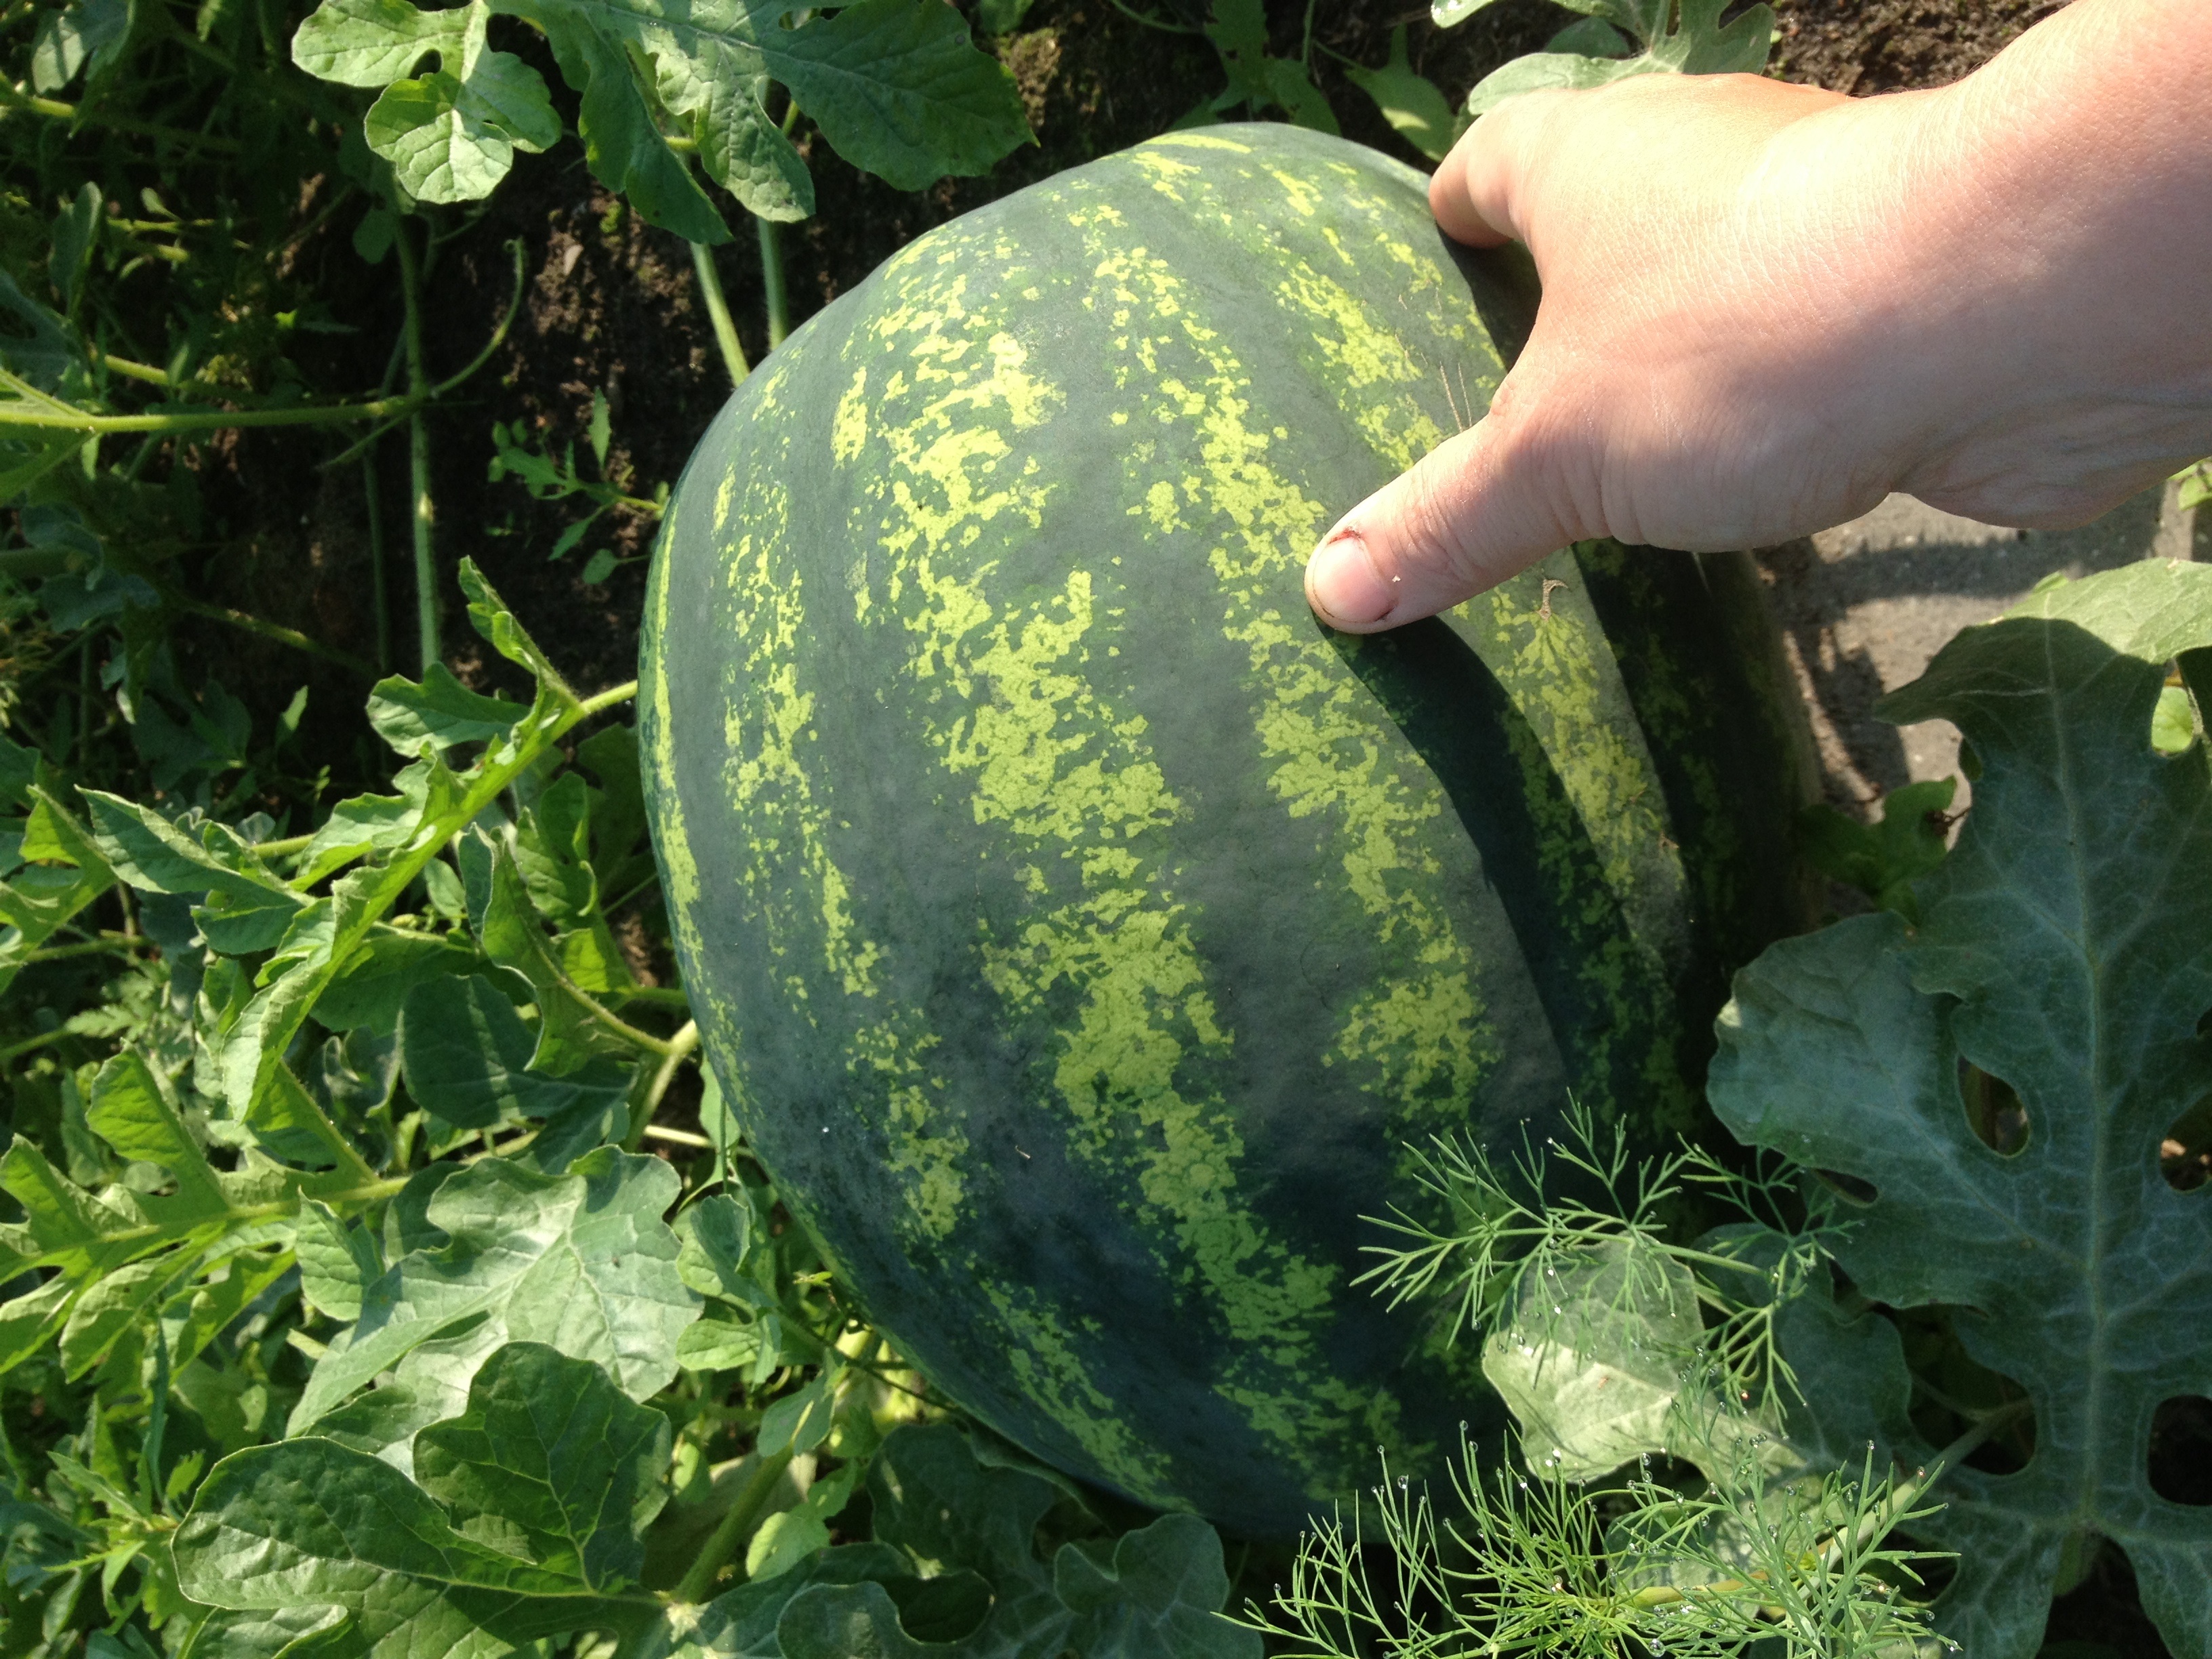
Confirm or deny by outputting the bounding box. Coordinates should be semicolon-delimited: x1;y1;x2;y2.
642;123;1815;1536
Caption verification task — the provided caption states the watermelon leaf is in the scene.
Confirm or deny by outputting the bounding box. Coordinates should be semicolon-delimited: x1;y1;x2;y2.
628;1545;912;1656
1797;775;1957;922
287;1149;701;1449
290;0;1032;236
295;1197;387;1321
396;971;632;1149
674;1188;772;1306
364;58;563;206
29;0;133;94
365;661;527;754
1456;0;1776;117
1709;559;2212;1658
295;0;560;205
1339;26;1459;162
1182;0;1339;135
77;789;299;903
0;784;115;998
771;1426;1261;1659
173;1347;668;1647
411;1341;674;1586
82;1052;227;1217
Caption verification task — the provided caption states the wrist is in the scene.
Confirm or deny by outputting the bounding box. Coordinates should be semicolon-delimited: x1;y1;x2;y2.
1876;1;2212;514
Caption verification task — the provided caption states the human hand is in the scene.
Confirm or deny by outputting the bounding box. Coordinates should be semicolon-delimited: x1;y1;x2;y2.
1305;0;2212;632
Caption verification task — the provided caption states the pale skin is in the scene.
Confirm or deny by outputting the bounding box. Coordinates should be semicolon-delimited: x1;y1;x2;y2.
1304;0;2212;631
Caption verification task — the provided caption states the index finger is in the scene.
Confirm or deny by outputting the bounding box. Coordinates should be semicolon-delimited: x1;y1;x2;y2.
1427;92;1567;249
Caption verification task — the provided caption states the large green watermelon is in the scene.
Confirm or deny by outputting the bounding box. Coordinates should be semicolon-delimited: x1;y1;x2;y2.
641;122;1814;1536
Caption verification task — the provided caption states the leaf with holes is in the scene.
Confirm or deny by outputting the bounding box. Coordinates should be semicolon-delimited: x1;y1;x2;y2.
1708;558;2212;1659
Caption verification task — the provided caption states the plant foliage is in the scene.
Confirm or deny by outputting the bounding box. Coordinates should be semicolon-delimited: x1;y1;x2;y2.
1258;559;2212;1659
1430;0;1776;117
1710;560;2212;1657
0;566;1257;1656
290;0;1036;234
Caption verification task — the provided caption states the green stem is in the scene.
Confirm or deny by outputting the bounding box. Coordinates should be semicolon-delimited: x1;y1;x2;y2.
579;680;641;718
758;216;790;350
555;974;680;1059
23;936;152;964
1104;0;1197;32
159;9;235;73
614;985;691;1010
0;80;243;151
75;619;91;769
0;1027;81;1066
100;353;178;389
394;218;438;672
0;384;426;434
689;241;750;389
322;241;529;471
156;665;641;1212
10;1172;415;1282
249;833;315;859
176;597;375;677
674;1449;794;1605
363;445;391;672
626;1019;701;1150
0;546;73;579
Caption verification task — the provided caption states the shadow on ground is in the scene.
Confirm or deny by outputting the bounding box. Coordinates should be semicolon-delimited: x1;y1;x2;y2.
1756;485;2205;813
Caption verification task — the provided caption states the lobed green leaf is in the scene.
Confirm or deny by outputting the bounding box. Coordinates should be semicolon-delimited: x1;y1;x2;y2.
1709;558;2212;1658
288;1149;699;1448
290;0;1032;236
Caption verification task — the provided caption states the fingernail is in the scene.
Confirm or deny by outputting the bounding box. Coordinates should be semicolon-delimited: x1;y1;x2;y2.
1307;530;1397;626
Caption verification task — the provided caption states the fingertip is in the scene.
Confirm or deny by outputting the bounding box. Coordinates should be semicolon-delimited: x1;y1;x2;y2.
1429;133;1507;249
1305;528;1399;630
1431;91;1562;249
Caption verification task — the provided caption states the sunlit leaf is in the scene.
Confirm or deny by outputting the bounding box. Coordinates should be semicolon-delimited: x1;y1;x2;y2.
1710;560;2212;1658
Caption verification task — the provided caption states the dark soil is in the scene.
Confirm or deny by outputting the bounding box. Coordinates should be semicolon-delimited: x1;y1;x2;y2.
1769;0;2068;92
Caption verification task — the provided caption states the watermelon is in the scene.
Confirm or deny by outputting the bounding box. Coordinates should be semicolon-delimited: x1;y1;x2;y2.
640;122;1814;1537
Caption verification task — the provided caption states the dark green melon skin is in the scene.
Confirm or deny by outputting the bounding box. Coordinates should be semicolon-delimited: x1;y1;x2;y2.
640;123;1816;1537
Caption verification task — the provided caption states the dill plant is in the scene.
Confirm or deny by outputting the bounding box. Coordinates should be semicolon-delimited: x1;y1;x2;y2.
1248;1108;1957;1658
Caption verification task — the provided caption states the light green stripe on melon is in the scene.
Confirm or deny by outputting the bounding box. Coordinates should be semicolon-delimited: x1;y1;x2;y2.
847;243;1370;1483
1243;154;1696;1130
1461;576;1695;1124
1127;147;1204;202
1086;235;1500;1153
1148;131;1254;155
1475;581;1677;907
981;1279;1175;1504
1273;255;1449;465
1265;164;1496;472
646;497;704;977
714;444;968;1240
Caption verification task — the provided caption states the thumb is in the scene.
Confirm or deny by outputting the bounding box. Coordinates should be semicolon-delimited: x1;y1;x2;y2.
1303;403;1585;632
